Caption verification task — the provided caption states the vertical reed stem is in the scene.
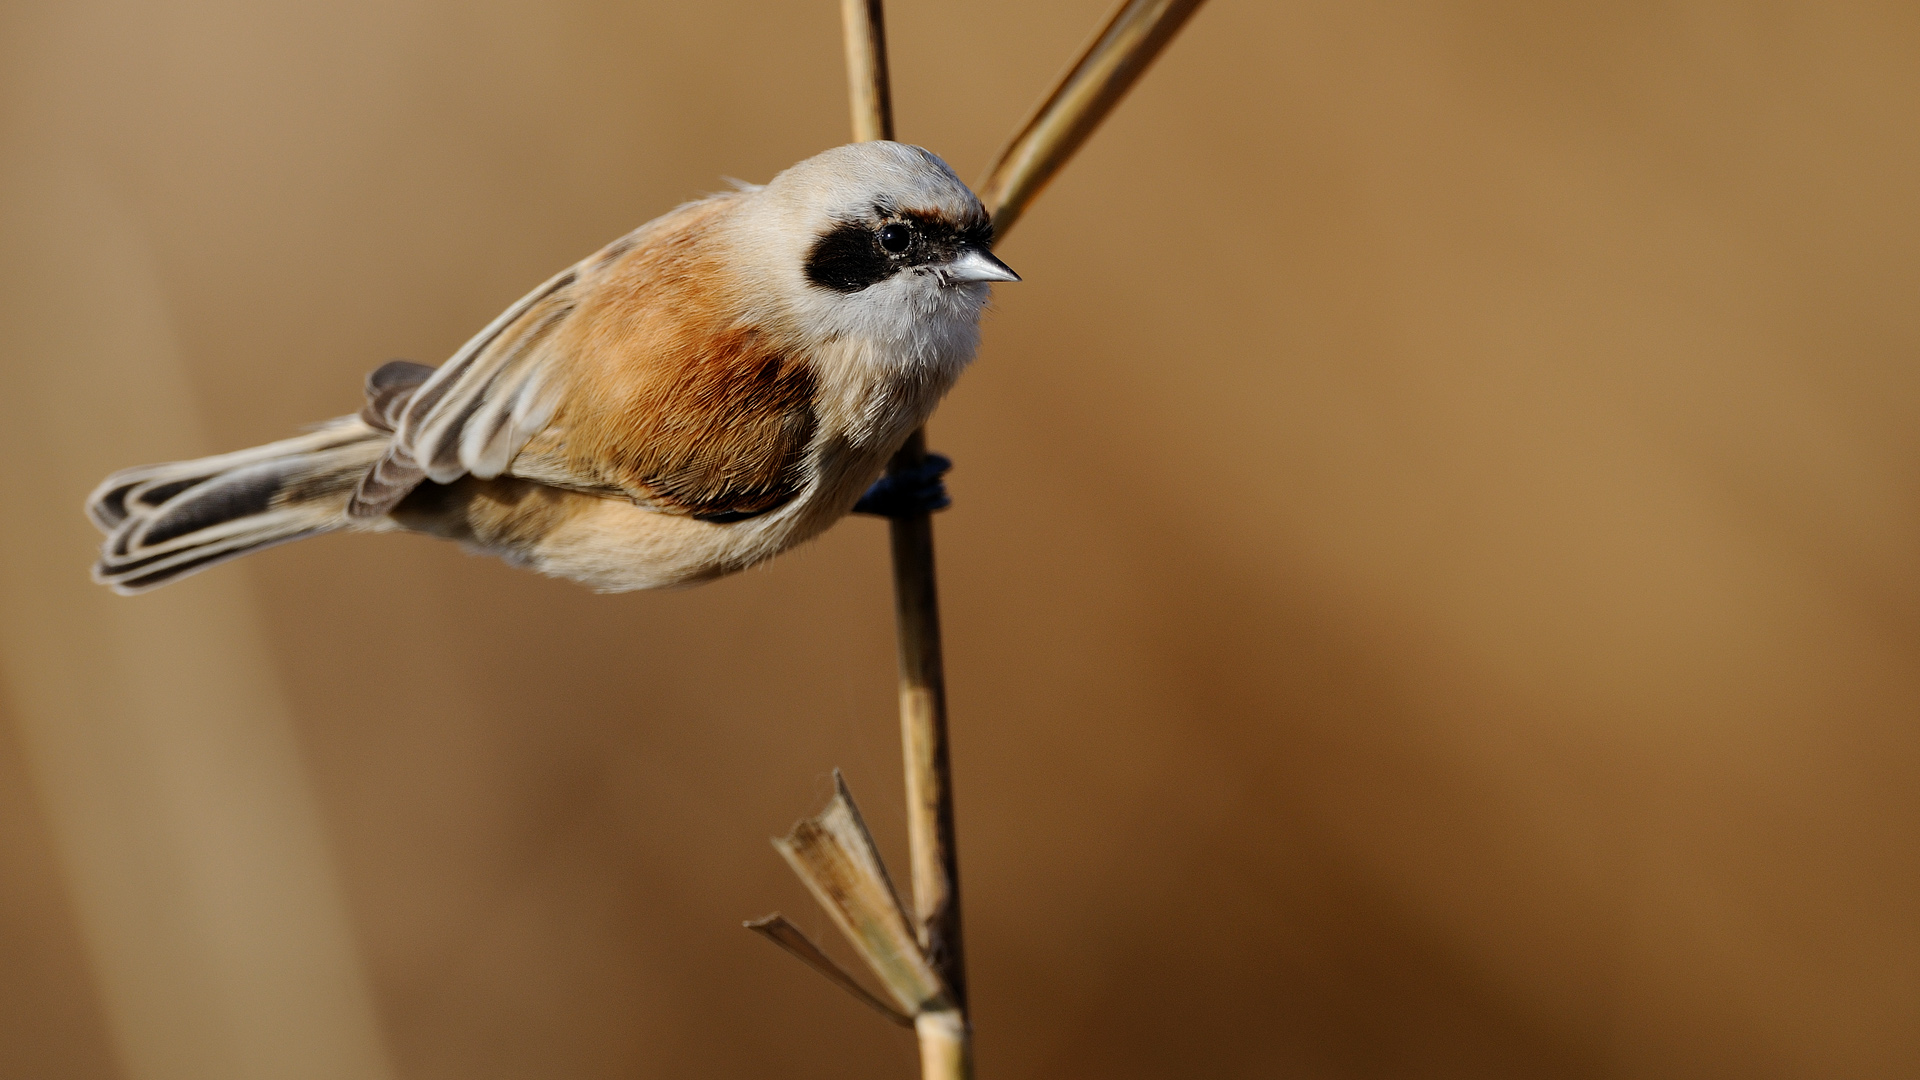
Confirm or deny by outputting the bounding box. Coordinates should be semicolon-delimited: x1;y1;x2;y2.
841;2;971;1077
887;428;966;1013
840;0;894;144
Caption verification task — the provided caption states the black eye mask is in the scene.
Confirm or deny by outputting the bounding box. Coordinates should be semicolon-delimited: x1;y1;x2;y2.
804;209;994;293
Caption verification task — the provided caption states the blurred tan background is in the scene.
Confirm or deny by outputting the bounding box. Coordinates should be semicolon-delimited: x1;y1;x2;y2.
3;1;1917;1077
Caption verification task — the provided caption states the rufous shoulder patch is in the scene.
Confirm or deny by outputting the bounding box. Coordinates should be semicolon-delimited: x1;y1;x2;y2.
546;199;819;521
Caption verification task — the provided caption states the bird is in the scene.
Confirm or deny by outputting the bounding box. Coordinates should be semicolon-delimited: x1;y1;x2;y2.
85;141;1018;595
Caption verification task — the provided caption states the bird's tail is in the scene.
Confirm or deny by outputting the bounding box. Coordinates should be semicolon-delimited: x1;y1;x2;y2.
87;418;391;594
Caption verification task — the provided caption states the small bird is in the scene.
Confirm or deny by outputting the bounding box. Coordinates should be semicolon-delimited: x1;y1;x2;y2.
86;142;1017;594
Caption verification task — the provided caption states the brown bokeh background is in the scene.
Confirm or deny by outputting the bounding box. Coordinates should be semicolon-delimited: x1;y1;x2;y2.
3;2;1918;1077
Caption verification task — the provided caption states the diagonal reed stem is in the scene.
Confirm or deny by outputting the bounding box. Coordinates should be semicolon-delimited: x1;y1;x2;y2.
977;0;1208;241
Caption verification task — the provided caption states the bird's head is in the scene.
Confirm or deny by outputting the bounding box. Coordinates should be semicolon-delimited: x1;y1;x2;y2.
737;142;1019;355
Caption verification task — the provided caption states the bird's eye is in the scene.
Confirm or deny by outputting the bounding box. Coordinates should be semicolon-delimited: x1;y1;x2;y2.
877;222;912;254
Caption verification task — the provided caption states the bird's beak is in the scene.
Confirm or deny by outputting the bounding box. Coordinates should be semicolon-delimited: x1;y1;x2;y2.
941;247;1021;284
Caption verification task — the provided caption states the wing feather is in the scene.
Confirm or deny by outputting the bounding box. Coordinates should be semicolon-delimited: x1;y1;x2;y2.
346;264;582;517
398;268;578;482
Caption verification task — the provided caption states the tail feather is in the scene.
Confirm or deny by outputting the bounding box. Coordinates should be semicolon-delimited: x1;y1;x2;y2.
87;418;391;594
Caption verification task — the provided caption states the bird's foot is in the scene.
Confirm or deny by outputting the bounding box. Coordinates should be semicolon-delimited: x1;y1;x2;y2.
853;453;952;518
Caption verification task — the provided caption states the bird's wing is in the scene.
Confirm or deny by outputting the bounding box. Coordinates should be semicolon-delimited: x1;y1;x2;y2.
346;262;584;517
348;190;818;524
399;266;578;481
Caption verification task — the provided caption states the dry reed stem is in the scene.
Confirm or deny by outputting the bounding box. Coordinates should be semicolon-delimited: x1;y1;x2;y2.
844;4;976;1075
976;0;1208;240
752;3;1207;1076
840;0;894;144
845;0;971;1002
